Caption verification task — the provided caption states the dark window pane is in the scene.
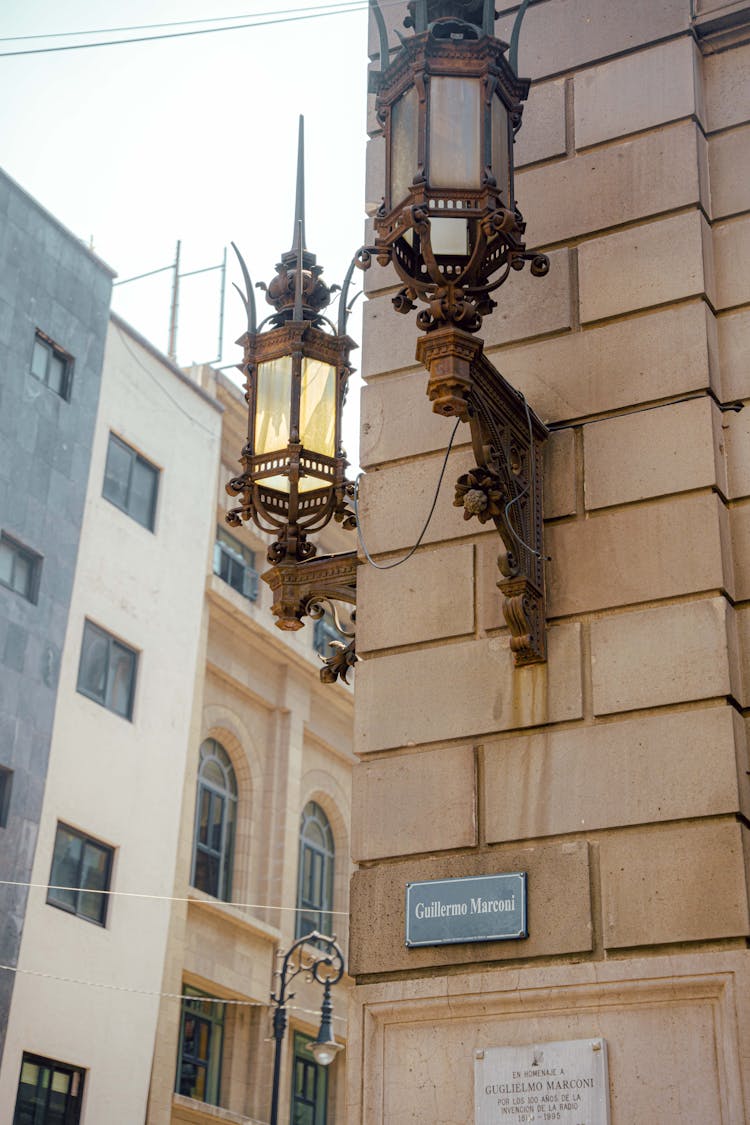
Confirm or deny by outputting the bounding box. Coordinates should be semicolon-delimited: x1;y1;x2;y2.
14;1054;84;1125
129;457;157;529
47;353;66;396
78;624;109;703
0;541;13;587
48;828;82;913
0;767;12;828
108;642;135;718
176;990;224;1106
191;740;237;903
103;437;132;511
78;841;110;924
31;339;48;380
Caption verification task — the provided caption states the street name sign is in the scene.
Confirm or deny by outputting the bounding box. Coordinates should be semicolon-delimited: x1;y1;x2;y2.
475;1038;611;1125
405;872;527;948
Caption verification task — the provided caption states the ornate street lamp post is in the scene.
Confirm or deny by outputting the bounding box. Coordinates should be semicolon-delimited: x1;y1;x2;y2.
367;0;550;664
269;931;345;1125
227;120;358;683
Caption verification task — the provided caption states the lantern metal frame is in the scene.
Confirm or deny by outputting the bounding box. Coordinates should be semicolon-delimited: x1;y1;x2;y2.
226;120;358;680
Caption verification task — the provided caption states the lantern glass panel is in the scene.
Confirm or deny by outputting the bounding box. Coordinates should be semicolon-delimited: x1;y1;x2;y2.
300;358;336;458
255;356;293;455
429;216;470;258
491;95;511;204
391;86;418;207
429;77;481;189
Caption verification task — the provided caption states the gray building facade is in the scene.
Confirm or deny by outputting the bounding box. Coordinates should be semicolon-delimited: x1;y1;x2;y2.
0;169;113;1058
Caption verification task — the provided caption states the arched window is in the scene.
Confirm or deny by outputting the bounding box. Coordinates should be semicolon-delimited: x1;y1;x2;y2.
191;739;237;902
296;801;334;939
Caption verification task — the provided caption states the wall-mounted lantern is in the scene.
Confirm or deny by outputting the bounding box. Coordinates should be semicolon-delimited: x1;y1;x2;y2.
226;120;358;683
367;0;550;665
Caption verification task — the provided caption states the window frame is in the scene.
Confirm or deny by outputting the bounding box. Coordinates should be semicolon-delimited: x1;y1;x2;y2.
291;1030;329;1125
312;612;344;659
30;329;74;401
190;739;237;903
175;985;225;1106
47;821;114;927
295;802;335;940
102;432;160;532
13;1052;85;1125
213;527;259;601
76;619;138;720
0;532;42;604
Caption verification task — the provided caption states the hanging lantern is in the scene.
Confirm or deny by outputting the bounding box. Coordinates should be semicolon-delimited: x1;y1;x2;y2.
371;0;548;333
226;120;356;572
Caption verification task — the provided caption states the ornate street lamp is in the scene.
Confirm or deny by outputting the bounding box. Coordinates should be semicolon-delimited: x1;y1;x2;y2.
226;120;358;682
268;930;345;1125
367;0;550;664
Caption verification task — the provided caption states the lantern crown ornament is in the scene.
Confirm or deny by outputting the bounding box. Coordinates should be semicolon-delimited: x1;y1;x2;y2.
226;117;357;576
369;0;548;335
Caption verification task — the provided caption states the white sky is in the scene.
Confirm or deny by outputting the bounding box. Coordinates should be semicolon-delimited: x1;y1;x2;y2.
1;1;381;462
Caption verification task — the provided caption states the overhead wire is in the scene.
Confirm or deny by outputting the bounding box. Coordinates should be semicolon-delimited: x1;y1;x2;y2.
0;878;350;917
0;963;347;1021
0;1;369;43
0;0;403;58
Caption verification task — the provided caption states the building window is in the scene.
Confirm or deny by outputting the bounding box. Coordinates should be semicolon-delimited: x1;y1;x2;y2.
0;767;12;828
102;433;159;531
176;986;225;1106
0;533;41;604
47;823;113;927
13;1053;85;1124
30;330;73;400
191;739;237;902
291;1031;328;1125
76;620;138;720
213;527;258;600
312;612;344;659
296;802;334;939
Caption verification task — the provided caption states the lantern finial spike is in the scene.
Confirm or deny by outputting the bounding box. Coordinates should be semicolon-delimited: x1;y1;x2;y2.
291;114;306;259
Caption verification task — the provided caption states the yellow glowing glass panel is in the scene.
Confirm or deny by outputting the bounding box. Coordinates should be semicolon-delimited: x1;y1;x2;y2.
300;358;335;458
254;356;292;455
297;358;336;494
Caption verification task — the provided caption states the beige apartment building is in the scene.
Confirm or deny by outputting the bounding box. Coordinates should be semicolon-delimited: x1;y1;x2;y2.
348;1;750;1122
0;317;354;1124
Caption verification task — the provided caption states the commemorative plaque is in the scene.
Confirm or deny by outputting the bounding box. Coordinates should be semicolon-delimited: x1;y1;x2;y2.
405;873;527;947
475;1039;610;1125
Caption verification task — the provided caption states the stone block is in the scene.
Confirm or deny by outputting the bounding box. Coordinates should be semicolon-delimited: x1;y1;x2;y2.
590;597;733;716
578;211;712;324
545;427;577;519
717;307;750;401
704;39;750;132
518;122;702;248
362;249;571;378
545;492;727;617
600;820;750;948
351;745;477;861
731;501;750;601
583;396;717;510
356;446;475;554
719;398;750;500
354;623;582;754
709;126;750;219
514;77;567;167
484;706;749;842
359;370;464;468
491;301;714;424
348;839;592;976
356;541;475;653
496;0;689;82
714;215;750;310
574;38;700;149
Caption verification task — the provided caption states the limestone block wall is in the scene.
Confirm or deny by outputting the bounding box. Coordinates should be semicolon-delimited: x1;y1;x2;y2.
350;2;750;1121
